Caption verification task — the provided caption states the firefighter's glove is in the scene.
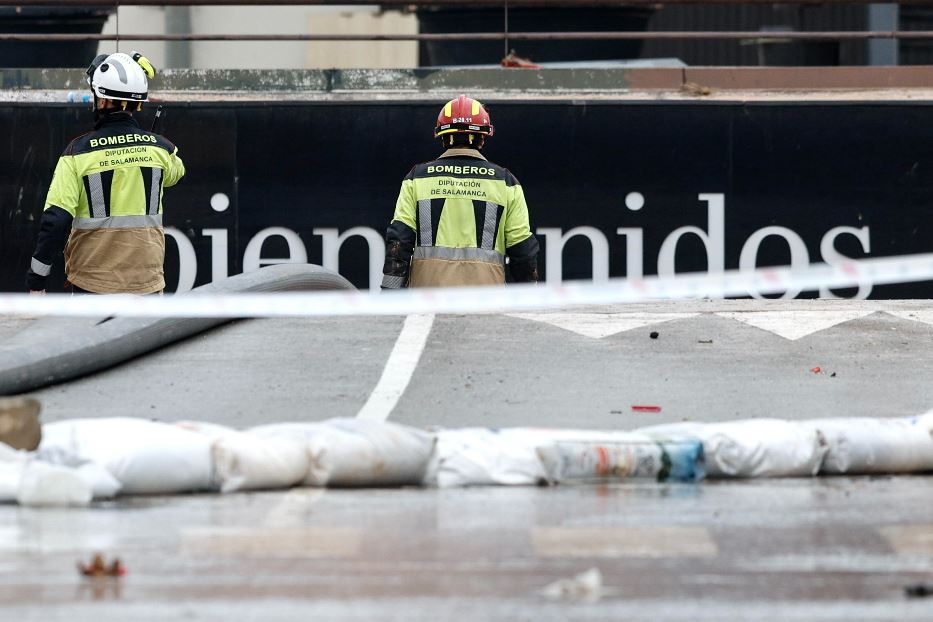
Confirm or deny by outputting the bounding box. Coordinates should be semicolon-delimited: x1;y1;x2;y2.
25;270;47;292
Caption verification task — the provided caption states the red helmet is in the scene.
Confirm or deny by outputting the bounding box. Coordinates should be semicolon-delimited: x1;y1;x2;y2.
434;94;494;139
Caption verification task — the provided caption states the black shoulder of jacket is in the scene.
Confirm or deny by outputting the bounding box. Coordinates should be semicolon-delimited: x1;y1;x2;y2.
157;134;178;151
65;120;177;157
402;164;422;182
408;157;519;186
63;132;93;156
498;165;521;187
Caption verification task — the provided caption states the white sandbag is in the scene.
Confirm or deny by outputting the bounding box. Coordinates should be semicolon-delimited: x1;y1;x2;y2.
0;459;118;502
537;439;664;482
637;419;826;478
537;436;706;483
75;462;122;499
38;418;214;494
249;418;435;487
246;421;328;485
913;410;933;441
807;416;933;474
426;428;664;488
427;428;550;487
212;431;310;493
1;444;102;504
17;461;92;507
0;442;29;462
0;442;30;499
0;460;26;502
248;421;325;440
174;420;240;440
19;428;120;499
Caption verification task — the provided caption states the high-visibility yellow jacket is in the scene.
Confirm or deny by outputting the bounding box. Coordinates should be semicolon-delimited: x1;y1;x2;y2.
382;148;539;288
26;112;185;294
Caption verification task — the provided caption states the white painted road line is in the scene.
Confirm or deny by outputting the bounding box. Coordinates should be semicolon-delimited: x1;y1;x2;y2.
355;313;435;422
716;309;877;341
507;312;699;339
886;309;933;328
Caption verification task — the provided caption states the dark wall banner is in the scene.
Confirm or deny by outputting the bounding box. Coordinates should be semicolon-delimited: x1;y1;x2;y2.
2;100;932;298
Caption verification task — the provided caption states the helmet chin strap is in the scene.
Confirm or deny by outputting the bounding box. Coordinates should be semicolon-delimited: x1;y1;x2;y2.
443;134;485;149
92;93;103;123
91;94;116;124
92;94;138;124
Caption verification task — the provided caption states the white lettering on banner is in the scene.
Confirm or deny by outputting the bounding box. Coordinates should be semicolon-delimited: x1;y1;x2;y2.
165;227;197;293
164;192;873;298
313;227;385;292
739;226;810;299
616;227;644;280
820;226;873;299
543;192;868;299
658;193;726;279
168;218;383;292
243;227;308;273
203;229;229;281
538;227;610;285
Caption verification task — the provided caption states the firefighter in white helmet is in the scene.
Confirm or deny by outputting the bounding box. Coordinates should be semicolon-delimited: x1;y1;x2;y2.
26;51;185;294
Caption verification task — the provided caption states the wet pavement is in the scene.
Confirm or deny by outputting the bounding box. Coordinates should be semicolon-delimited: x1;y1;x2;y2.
2;301;933;619
1;479;932;621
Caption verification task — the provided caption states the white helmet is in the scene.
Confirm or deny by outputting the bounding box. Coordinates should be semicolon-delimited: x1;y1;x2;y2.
86;51;154;102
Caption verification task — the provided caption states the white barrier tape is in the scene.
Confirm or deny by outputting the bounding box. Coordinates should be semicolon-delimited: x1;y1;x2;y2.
3;252;933;318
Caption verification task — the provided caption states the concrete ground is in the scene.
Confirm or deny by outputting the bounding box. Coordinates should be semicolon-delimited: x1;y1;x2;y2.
7;299;933;428
1;299;933;620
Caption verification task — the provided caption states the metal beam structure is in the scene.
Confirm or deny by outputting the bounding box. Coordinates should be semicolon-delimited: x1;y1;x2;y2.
0;0;928;6
2;31;933;42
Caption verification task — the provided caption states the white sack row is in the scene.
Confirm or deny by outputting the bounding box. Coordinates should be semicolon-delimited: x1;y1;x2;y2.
0;411;930;506
2;417;435;503
635;412;933;478
428;412;933;486
425;428;704;488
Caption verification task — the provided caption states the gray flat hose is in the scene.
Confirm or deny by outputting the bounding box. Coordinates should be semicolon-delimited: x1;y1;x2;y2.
0;264;355;395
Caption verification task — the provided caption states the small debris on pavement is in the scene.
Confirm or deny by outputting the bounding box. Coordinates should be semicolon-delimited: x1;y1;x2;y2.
610;410;623;415
649;331;659;339
830;372;837;378
632;405;662;413
78;554;126;578
698;339;713;344
905;583;933;598
810;367;822;374
541;567;603;602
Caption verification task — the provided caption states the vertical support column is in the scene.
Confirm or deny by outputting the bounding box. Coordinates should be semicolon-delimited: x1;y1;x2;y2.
868;4;899;66
165;6;192;68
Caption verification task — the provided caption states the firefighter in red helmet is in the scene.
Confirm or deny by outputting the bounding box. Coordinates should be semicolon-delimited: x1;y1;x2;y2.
381;94;539;288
